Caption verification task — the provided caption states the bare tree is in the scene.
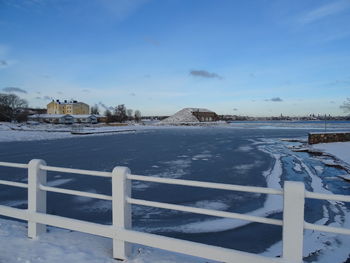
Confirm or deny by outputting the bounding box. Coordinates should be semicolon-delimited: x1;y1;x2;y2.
104;109;113;123
126;109;133;120
340;98;350;113
91;104;99;115
134;110;141;122
114;104;127;122
0;93;28;121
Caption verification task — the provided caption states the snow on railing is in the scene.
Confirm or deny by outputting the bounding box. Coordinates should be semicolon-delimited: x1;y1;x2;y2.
0;159;349;263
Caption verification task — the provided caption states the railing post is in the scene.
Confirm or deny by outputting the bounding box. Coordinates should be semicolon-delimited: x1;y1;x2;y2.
282;181;305;263
28;159;47;239
112;166;132;260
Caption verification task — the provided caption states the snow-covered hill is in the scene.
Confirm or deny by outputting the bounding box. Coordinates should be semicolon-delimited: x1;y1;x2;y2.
159;108;213;124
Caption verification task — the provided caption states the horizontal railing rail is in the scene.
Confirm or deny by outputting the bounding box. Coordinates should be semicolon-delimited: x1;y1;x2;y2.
304;222;350;235
40;164;112;177
0;161;28;169
0;159;349;263
127;197;283;226
305;190;350;202
39;184;112;200
0;179;28;188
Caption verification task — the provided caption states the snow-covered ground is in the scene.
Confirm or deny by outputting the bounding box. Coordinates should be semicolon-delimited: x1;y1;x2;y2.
0;218;213;263
312;142;350;165
0;122;146;142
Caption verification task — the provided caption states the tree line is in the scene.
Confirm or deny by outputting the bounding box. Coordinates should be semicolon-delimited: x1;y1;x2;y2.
0;93;143;123
0;93;29;122
91;104;141;123
3;92;350;124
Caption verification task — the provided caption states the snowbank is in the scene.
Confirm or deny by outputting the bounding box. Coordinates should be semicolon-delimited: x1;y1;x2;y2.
0;122;141;142
312;142;350;165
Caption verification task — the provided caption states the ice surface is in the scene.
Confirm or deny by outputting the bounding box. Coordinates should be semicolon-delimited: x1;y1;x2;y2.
235;145;254;152
293;162;303;172
0;200;27;207
314;165;324;174
150;150;283;234
154;159;191;179
47;178;74;187
190;200;230;211
232;160;263;174
262;208;350;263
338;174;350;181
192;151;212;161
312;142;350;165
294;156;333;195
261;141;350;262
78;200;111;213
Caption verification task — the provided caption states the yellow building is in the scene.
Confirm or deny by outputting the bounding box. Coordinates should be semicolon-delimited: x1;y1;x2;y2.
47;100;90;115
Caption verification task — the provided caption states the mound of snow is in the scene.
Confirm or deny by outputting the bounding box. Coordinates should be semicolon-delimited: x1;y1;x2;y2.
159;108;213;124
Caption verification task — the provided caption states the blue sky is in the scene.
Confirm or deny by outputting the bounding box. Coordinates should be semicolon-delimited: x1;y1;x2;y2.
0;0;350;116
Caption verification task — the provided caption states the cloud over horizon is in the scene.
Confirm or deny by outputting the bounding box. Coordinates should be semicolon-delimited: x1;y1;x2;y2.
265;97;283;102
2;87;27;94
0;60;8;66
340;98;350;112
189;70;223;79
35;96;52;101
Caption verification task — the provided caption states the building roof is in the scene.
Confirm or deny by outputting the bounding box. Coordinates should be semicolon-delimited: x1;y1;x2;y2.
70;115;96;118
187;108;213;113
48;100;88;105
29;114;72;118
29;114;97;119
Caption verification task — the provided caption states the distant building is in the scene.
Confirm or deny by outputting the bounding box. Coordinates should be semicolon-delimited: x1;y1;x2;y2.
29;114;74;124
47;100;90;115
191;109;218;122
28;114;98;124
71;114;98;124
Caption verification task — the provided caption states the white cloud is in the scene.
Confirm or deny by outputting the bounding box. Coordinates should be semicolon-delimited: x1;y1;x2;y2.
298;0;350;24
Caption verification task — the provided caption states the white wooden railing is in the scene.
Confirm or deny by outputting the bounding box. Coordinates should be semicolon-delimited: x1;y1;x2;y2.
0;159;350;263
